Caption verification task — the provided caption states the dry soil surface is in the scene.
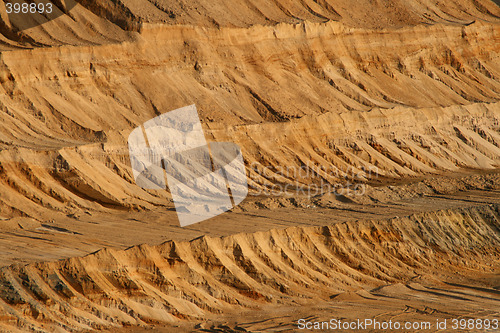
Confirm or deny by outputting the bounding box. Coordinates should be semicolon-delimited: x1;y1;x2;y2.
0;0;499;332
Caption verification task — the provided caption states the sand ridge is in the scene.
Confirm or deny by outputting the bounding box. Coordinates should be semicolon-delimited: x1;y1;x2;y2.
0;1;499;332
0;204;498;331
0;20;499;221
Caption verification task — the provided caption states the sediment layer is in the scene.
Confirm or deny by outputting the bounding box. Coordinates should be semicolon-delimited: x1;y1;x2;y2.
0;204;498;332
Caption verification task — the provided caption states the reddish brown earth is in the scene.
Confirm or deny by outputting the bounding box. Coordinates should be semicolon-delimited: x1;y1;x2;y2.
0;0;499;332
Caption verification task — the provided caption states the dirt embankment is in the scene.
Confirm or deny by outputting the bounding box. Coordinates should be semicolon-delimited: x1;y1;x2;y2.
0;2;498;332
0;204;498;332
0;20;499;220
1;0;499;50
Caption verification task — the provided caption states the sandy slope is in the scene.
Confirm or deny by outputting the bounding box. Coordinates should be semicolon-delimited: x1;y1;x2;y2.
0;204;498;332
0;0;499;332
0;20;499;221
0;0;499;49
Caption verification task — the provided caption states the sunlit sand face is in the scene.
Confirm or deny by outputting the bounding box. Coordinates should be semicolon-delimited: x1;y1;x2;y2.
0;0;499;332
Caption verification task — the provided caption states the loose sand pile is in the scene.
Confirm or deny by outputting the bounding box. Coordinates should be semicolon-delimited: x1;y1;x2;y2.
0;205;499;331
0;0;499;331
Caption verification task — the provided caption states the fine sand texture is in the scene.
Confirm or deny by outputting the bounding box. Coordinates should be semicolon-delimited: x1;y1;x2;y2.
0;0;499;332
